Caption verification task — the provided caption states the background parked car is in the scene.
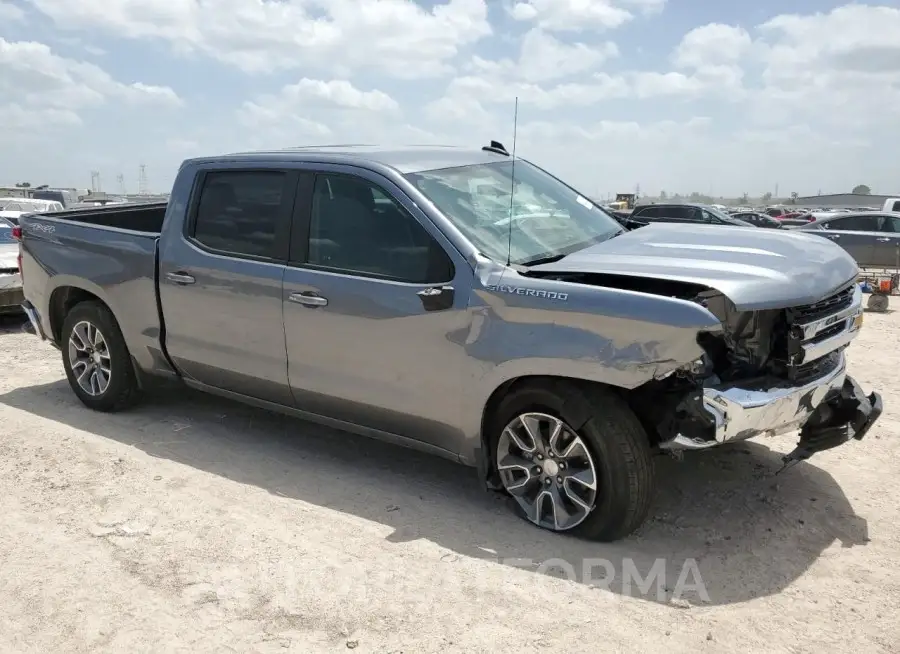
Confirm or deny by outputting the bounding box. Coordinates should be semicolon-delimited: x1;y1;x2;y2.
0;216;23;314
630;203;755;227
730;211;784;229
794;211;900;268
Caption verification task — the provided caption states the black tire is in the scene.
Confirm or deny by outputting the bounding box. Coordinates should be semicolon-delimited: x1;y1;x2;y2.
491;379;655;542
61;300;142;412
867;293;889;312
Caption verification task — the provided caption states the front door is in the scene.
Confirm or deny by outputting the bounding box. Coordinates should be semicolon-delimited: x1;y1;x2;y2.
281;167;472;454
157;168;298;405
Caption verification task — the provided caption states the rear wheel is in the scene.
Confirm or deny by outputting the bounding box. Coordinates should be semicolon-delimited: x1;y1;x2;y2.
492;381;655;541
61;301;141;412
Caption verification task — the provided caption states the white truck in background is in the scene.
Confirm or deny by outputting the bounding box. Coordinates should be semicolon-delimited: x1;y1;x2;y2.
882;198;900;212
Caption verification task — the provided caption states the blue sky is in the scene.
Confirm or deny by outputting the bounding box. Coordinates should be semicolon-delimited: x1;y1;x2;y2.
2;1;899;198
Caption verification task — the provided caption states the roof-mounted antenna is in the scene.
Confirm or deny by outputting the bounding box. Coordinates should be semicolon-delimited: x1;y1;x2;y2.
482;140;509;156
505;97;519;267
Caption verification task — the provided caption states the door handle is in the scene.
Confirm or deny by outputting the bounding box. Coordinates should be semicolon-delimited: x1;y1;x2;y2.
166;271;195;285
877;237;891;242
288;292;328;307
417;286;454;311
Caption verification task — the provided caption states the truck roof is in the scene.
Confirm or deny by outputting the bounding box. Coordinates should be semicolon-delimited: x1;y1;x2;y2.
185;144;511;174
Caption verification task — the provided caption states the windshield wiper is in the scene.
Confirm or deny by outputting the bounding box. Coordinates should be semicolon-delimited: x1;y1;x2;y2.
519;253;568;267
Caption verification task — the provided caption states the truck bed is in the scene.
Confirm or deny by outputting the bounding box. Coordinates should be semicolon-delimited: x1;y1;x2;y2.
42;201;168;233
18;203;170;378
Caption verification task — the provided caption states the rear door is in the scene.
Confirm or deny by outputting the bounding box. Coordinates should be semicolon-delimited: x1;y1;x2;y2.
157;167;298;405
281;165;472;453
817;214;880;266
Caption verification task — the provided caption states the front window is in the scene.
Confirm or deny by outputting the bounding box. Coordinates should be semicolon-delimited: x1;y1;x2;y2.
405;160;622;265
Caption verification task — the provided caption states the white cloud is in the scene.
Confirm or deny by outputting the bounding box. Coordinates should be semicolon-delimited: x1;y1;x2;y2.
0;104;81;130
468;28;618;82
4;2;899;197
748;4;900;129
509;0;649;31
427;73;631;119
0;1;25;21
673;23;752;68
26;0;492;78
0;38;181;110
237;78;400;142
0;37;180;139
267;79;399;113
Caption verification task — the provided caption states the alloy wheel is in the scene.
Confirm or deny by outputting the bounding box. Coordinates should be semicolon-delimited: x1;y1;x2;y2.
68;320;112;396
497;412;599;531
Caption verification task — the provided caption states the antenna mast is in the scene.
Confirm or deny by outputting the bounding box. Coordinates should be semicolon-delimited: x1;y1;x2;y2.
505;97;519;267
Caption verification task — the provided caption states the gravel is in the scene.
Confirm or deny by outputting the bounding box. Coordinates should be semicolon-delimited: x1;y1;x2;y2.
1;311;898;653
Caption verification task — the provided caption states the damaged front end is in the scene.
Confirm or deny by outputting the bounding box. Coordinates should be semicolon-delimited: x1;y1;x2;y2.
632;281;882;466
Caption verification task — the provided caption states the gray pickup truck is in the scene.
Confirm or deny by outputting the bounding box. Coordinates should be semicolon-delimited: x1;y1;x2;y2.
16;143;882;541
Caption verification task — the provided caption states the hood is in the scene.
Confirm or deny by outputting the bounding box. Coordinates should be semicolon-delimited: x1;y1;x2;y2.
528;222;858;311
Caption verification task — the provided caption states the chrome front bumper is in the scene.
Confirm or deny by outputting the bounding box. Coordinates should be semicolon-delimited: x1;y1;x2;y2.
662;352;864;451
703;354;848;444
660;286;882;461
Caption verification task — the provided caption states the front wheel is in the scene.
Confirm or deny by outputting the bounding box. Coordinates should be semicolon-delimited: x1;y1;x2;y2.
61;301;142;412
492;381;655;541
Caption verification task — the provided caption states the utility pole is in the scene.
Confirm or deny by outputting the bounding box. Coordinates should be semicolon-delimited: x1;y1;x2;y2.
117;173;126;195
775;183;779;199
90;171;101;192
138;164;148;195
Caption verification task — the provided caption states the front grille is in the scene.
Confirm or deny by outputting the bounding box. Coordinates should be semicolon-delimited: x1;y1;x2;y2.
765;281;861;376
789;350;842;384
789;283;855;323
805;322;845;344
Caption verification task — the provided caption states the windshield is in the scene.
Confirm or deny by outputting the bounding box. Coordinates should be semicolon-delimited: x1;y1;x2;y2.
405;160;623;265
704;206;752;226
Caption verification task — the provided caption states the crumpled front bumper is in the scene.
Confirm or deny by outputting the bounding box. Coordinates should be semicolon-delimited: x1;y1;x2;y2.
662;352;883;462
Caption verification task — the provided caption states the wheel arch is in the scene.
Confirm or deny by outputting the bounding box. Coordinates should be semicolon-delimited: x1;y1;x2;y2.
50;287;103;343
477;374;622;486
52;286;146;390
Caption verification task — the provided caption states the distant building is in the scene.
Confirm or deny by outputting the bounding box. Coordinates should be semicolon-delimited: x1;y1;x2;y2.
793;193;899;209
0;186;31;198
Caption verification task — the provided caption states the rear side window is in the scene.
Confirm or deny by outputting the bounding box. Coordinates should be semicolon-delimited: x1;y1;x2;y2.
883;216;900;232
665;206;694;220
307;174;454;283
633;206;659;219
825;215;881;231
192;171;287;259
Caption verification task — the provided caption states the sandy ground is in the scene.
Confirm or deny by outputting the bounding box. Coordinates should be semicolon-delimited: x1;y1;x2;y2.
0;311;898;654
